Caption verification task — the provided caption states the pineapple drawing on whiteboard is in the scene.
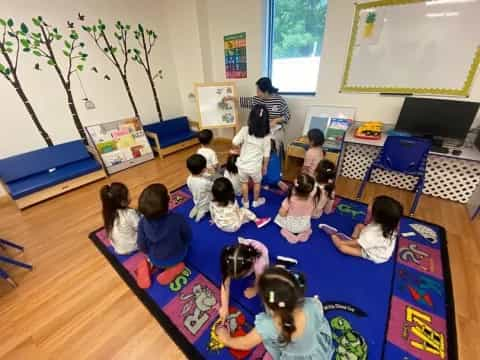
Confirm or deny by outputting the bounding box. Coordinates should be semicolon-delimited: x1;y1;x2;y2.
364;11;376;38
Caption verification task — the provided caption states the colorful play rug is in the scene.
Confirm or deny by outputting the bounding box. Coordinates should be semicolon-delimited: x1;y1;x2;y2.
89;186;456;360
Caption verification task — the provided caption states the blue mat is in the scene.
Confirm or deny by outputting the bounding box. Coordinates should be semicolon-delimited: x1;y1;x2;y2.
89;186;456;360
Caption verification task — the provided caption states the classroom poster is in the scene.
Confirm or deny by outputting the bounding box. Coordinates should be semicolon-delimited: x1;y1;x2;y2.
224;32;247;79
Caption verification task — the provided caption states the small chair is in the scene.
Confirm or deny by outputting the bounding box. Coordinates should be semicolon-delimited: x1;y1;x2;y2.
0;238;33;287
356;136;431;215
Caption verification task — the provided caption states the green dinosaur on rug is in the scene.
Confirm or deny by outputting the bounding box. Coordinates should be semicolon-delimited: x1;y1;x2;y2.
330;316;368;360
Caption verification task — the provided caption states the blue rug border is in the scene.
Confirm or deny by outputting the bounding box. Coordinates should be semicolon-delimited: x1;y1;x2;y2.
88;229;204;360
88;189;457;360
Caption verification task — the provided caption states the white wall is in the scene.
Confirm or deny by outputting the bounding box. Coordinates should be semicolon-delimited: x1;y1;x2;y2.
193;0;480;142
161;0;205;121
0;0;183;159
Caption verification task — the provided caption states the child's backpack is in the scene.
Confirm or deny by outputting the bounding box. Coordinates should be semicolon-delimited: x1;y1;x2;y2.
262;151;281;186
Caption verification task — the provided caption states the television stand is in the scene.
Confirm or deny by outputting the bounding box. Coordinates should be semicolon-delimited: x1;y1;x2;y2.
430;145;449;154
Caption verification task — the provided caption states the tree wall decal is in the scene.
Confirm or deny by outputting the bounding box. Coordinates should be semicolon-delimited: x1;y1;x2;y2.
0;18;53;146
132;24;163;121
24;16;88;141
82;20;139;118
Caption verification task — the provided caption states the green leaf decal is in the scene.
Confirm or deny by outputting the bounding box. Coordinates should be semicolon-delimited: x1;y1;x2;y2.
20;38;30;48
47;59;56;66
7;18;14;27
20;22;29;34
64;40;71;48
5;41;13;47
0;19;6;26
63;50;70;57
33;50;42;56
77;64;84;71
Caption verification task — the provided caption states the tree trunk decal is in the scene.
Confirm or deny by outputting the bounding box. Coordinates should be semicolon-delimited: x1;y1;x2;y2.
133;25;163;121
82;20;139;118
0;18;53;146
24;16;88;142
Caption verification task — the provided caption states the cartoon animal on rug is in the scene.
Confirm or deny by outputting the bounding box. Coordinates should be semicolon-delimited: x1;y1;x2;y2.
207;307;251;359
336;203;365;219
330;316;368;360
180;284;217;335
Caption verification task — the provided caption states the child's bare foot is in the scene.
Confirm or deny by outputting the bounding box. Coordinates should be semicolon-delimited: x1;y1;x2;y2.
244;287;257;299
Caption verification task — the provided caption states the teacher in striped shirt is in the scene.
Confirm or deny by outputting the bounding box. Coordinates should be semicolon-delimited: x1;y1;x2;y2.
227;77;291;159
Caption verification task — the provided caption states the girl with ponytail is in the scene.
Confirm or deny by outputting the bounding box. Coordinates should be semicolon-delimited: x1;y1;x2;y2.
219;238;269;321
216;267;334;359
100;182;140;255
313;159;337;219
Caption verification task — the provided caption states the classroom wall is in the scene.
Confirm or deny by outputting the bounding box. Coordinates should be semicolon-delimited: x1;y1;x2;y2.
0;0;184;159
197;0;480;142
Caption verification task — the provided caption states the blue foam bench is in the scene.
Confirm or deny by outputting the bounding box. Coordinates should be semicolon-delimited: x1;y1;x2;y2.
0;140;107;209
143;116;198;158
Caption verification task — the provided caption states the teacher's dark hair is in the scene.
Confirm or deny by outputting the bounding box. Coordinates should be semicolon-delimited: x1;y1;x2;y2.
256;77;278;94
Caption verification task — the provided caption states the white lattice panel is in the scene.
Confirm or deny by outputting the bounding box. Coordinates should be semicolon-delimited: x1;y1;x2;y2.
341;143;480;203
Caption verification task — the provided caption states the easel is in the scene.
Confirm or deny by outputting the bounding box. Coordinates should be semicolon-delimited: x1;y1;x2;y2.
194;82;240;139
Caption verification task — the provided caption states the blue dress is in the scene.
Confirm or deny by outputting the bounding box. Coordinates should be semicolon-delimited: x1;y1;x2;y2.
255;297;334;360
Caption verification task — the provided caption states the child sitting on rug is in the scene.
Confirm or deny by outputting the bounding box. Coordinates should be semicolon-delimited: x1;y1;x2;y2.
275;174;319;243
197;129;219;175
330;195;403;264
136;183;192;288
187;154;213;222
232;104;271;209
216;267;334;360
302;128;325;177
312;159;336;219
100;182;140;255
210;177;271;232
218;238;269;322
224;154;241;196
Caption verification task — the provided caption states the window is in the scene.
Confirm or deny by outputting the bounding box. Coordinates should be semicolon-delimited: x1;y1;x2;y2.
266;0;328;95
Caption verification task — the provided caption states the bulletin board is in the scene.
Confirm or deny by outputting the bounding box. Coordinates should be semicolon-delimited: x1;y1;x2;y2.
86;118;154;175
341;0;480;96
194;82;239;129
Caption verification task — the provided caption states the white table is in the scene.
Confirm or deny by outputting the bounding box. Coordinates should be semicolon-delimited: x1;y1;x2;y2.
338;126;480;204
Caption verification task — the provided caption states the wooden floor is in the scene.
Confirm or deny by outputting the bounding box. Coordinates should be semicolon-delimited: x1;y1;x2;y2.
0;143;478;359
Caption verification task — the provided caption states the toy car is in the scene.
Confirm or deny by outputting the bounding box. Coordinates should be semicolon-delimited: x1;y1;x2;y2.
355;121;383;139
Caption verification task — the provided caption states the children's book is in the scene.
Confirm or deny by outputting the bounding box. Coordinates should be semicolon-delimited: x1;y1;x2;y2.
324;118;352;151
318;223;352;241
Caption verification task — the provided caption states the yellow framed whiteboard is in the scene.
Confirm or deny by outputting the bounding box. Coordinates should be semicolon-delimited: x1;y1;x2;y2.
194;82;239;129
341;0;480;96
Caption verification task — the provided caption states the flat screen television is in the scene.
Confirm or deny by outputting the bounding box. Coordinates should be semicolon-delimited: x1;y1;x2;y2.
395;97;479;141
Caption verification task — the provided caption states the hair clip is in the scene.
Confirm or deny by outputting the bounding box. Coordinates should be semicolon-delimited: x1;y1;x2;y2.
283;322;293;328
278;301;286;308
260;108;264;117
268;291;275;303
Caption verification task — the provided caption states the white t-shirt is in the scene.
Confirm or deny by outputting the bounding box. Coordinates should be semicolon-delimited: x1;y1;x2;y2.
358;223;397;264
197;147;218;170
232;127;271;173
111;208;140;255
187;175;213;212
224;170;241;196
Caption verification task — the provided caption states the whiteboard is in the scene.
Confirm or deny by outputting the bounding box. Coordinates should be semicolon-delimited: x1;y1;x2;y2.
341;0;480;96
195;82;239;129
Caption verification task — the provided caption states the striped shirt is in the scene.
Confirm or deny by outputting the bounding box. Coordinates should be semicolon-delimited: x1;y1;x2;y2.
239;95;291;123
